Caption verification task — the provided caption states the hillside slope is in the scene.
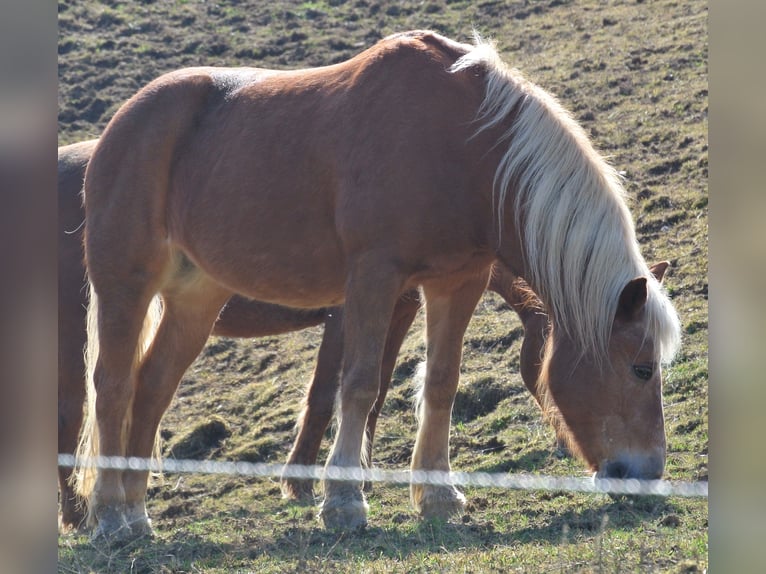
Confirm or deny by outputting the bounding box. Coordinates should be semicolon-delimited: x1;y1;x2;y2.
58;1;707;572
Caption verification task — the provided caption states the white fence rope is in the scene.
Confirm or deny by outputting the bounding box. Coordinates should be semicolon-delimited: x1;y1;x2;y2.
58;454;707;498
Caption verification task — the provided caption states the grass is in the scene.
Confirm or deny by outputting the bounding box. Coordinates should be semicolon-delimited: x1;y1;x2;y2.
58;0;707;571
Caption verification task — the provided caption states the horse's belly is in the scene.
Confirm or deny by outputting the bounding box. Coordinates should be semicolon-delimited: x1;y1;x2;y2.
193;245;346;308
170;206;347;308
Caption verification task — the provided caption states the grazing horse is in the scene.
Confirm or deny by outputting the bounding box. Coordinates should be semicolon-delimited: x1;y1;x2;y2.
58;141;552;529
74;30;680;539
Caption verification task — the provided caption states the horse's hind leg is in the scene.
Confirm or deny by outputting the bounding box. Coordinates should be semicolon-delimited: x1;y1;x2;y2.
58;220;89;530
88;283;163;540
411;270;488;519
121;275;230;535
282;308;344;502
58;283;88;530
58;357;86;530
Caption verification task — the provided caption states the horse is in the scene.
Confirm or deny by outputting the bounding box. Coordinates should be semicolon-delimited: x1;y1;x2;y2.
58;140;552;530
73;30;680;539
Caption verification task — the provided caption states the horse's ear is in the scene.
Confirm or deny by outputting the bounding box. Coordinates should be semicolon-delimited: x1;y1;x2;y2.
616;277;648;321
649;261;670;284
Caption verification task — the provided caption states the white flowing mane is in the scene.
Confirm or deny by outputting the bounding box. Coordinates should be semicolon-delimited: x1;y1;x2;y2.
451;36;681;364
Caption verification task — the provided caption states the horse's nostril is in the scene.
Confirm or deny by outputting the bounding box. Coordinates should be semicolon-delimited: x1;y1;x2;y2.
600;455;664;480
604;460;629;479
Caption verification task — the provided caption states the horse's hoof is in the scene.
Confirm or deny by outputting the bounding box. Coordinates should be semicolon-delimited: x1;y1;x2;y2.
59;507;87;533
90;506;133;543
415;486;466;520
318;487;368;530
127;516;154;538
90;505;154;543
59;500;85;532
124;503;154;537
554;438;572;458
280;478;315;504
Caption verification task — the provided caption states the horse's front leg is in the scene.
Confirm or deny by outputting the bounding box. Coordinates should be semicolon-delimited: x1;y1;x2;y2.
318;263;404;529
411;270;489;519
363;290;421;484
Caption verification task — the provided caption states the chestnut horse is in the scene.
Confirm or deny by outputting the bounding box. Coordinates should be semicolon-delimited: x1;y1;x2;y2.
59;141;551;529
74;31;680;539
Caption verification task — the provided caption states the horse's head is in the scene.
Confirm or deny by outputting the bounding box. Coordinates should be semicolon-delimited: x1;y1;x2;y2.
539;262;672;480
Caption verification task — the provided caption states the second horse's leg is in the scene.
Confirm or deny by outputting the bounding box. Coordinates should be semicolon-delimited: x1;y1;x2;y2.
281;308;344;501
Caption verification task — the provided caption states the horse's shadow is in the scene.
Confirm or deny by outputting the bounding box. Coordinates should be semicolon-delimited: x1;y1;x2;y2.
59;494;676;571
58;531;238;574
475;447;554;473
507;495;675;545
262;494;677;562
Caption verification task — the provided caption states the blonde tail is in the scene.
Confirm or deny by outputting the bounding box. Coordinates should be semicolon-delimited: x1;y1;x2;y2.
411;360;428;427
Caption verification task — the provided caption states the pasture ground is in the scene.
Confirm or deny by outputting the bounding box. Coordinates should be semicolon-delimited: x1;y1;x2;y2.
58;0;707;571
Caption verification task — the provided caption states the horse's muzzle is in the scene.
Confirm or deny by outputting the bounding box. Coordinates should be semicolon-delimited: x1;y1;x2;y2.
597;452;664;480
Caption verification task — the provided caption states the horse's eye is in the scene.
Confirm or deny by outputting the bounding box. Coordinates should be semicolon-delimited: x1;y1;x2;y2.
632;364;654;381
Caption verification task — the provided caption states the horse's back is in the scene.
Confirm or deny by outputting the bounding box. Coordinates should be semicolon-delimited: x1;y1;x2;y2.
59;139;97;175
174;33;492;296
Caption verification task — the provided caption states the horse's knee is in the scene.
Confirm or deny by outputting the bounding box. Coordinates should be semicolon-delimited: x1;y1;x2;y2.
340;368;380;411
420;366;460;411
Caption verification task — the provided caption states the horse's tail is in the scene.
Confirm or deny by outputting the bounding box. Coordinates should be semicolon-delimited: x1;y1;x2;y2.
411;360;428;427
73;281;163;517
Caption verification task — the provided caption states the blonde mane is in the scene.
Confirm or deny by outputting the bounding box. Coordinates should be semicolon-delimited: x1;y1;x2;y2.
451;36;680;364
